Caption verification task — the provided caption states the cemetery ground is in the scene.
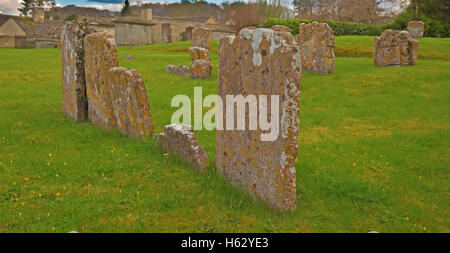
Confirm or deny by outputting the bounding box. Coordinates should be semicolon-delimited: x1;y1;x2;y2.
0;36;448;233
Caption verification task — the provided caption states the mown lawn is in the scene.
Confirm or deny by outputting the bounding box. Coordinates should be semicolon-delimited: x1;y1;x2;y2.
0;36;449;232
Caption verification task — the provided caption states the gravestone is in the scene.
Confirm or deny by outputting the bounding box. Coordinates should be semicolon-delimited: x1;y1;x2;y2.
408;21;424;38
164;65;191;77
191;59;212;79
374;29;418;66
61;22;91;121
109;67;154;138
84;32;119;128
189;47;210;61
155;124;208;170
216;27;301;210
192;27;211;51
294;22;335;74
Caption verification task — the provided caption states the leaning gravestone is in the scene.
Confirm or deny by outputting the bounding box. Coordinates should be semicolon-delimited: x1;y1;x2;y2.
192;27;211;51
155;124;208;171
374;29;418;66
84;32;119;128
408;21;424;38
295;22;335;74
61;21;91;121
109;67;154;138
216;27;301;210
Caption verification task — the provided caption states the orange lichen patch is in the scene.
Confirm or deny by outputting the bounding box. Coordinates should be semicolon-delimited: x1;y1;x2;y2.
189;47;210;61
84;32;119;129
190;59;212;79
216;27;301;211
294;22;335;74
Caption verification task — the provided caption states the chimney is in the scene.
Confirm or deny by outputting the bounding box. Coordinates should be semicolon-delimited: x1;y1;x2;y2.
32;6;45;23
140;7;152;21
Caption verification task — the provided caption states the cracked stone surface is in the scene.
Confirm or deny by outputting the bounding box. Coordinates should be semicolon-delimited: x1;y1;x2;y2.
155;124;208;171
294;22;335;74
109;67;154;138
61;21;92;121
374;29;418;66
216;27;301;210
84;32;119;128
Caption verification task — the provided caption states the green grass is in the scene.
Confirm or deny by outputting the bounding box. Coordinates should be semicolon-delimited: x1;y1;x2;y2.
0;36;449;232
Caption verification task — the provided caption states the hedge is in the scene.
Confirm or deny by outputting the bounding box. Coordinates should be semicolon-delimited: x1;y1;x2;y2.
264;17;449;37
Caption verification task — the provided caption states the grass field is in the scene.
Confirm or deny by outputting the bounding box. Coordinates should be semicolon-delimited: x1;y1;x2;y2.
0;36;449;232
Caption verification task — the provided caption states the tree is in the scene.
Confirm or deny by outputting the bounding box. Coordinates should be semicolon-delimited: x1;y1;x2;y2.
222;2;266;30
408;0;449;24
18;0;34;16
121;0;130;16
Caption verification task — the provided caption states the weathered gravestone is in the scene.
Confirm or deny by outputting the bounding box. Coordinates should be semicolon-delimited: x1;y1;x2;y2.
61;21;91;121
192;27;211;51
408;21;424;38
294;22;335;74
189;46;210;61
84;32;119;128
155;124;208;171
374;29;418;66
109;67;154;138
191;59;212;79
216;27;301;210
164;65;191;77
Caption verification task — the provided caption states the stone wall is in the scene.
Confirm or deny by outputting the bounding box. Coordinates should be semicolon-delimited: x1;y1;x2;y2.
295;22;335;74
374;29;418;66
0;36;15;47
216;27;301;210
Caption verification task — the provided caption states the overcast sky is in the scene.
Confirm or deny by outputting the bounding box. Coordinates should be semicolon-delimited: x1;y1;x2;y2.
0;0;230;15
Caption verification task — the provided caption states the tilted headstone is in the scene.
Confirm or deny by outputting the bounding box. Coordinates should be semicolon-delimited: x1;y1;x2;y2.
192;27;211;51
374;29;418;66
109;67;154;138
189;47;210;61
408;21;424;38
155;124;208;171
84;32;119;128
216;27;301;210
191;59;212;79
61;22;91;121
294;22;335;74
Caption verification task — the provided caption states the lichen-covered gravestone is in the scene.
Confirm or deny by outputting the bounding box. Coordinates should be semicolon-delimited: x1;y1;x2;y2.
192;27;211;51
155;124;208;170
109;67;154;138
408;21;424;38
294;22;335;74
216;27;301;210
374;29;418;66
84;32;119;128
164;65;191;77
189;47;210;61
61;21;91;121
191;59;212;79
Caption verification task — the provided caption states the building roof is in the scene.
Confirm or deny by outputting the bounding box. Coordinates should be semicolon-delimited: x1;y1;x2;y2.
0;14;64;39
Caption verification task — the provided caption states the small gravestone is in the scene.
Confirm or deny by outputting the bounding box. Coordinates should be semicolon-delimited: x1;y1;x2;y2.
164;65;191;77
189;47;210;61
374;29;418;66
109;67;154;138
191;59;212;79
408;21;424;38
295;22;335;74
84;32;119;128
155;124;208;171
216;27;301;210
61;22;91;121
192;27;211;51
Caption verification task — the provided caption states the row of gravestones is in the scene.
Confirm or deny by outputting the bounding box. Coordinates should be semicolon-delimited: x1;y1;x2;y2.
164;26;213;79
61;20;420;211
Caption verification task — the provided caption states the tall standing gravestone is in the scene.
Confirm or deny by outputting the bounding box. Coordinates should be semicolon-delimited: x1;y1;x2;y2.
61;22;91;121
216;27;301;210
374;29;418;66
295;22;335;74
192;26;211;51
84;32;119;129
